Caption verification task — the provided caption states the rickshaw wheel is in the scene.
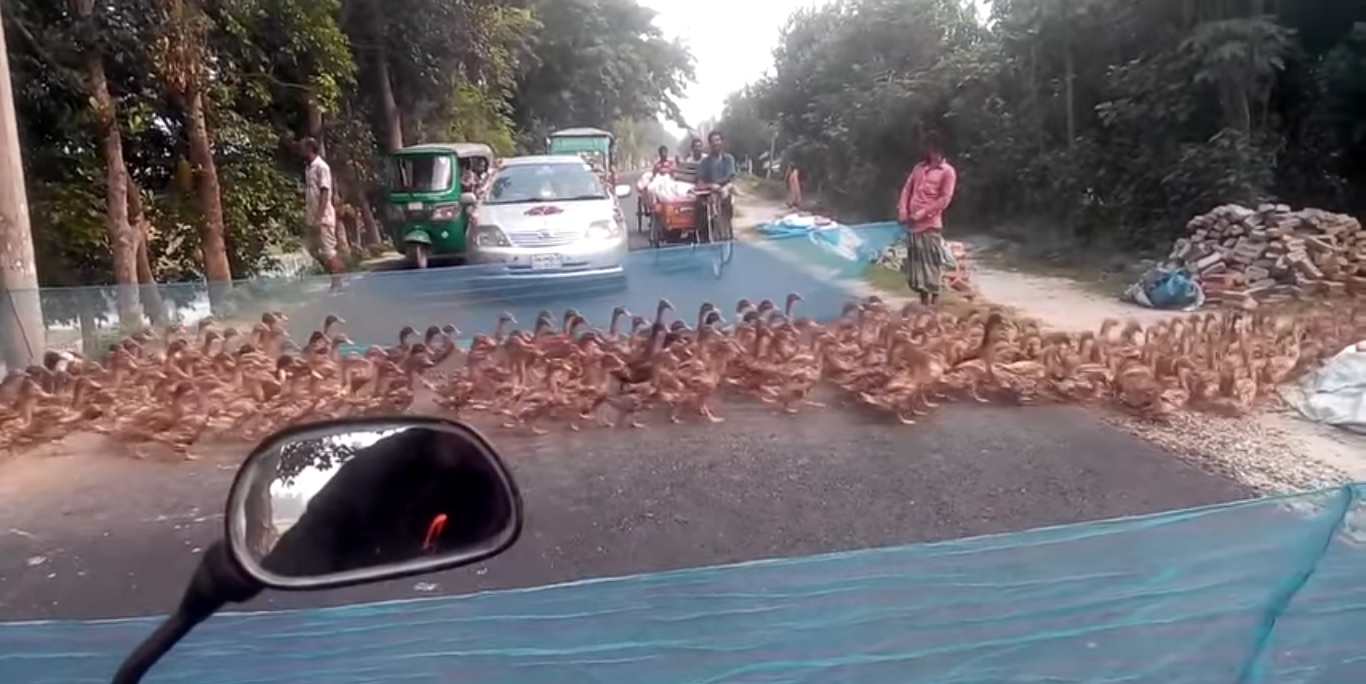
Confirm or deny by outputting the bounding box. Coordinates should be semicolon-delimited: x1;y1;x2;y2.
636;196;649;234
715;195;735;242
649;213;662;248
698;198;714;245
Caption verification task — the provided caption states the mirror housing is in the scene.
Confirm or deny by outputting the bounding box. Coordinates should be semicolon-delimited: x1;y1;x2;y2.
224;416;522;591
613;184;632;198
459;192;478;206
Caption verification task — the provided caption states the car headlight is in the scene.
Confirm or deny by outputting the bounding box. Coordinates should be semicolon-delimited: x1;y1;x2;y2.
472;224;509;247
585;220;622;241
430;203;461;221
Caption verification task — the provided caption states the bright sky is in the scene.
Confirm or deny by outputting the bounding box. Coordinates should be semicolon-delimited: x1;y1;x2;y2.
640;0;825;134
641;0;991;133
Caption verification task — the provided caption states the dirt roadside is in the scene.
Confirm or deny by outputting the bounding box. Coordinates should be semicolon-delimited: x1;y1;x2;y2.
731;191;1366;494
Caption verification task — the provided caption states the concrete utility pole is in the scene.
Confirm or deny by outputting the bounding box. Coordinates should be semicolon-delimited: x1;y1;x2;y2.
0;2;47;369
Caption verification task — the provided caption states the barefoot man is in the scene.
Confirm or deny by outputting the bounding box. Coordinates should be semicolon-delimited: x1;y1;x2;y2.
897;132;958;306
301;137;343;293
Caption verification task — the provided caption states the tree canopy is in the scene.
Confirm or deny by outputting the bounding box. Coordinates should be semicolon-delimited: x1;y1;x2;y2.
730;0;1366;249
4;0;694;327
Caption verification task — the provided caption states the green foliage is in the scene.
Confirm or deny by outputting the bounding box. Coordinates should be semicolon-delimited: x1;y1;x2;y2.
6;0;693;306
612;117;678;167
511;0;695;142
715;86;775;168
744;0;1366;249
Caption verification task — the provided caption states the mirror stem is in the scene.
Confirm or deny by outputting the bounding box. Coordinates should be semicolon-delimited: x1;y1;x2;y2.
111;540;262;684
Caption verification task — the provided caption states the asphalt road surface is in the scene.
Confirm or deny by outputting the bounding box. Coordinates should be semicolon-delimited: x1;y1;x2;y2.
275;168;765;345
0;403;1252;621
0;178;1255;623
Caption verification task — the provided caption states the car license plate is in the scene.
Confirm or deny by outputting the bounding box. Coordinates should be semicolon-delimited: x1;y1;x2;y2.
530;254;562;271
406;201;423;211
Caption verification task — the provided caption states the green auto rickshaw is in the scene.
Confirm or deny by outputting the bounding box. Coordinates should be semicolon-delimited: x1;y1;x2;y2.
384;142;495;269
546;128;616;187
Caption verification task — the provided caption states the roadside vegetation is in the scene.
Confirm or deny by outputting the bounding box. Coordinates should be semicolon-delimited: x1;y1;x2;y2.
8;0;691;328
716;0;1366;271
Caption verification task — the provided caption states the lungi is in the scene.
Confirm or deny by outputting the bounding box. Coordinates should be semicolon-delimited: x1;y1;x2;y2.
902;230;957;295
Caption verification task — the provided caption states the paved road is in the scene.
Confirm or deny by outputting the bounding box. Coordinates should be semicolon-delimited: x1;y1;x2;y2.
273;168;772;344
0;404;1252;621
0;180;1256;623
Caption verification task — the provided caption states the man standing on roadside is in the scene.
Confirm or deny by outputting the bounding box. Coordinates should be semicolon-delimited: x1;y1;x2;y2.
785;162;803;208
897;132;958;306
301;137;343;293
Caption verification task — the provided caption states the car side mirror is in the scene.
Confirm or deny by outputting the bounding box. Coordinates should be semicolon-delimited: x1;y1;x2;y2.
226;417;523;590
459;192;478;205
111;417;523;684
613;184;631;198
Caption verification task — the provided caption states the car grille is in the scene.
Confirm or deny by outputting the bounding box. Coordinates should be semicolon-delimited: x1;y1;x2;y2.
507;227;582;248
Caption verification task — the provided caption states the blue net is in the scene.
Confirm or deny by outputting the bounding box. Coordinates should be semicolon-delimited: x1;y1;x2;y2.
0;233;907;358
2;485;1363;683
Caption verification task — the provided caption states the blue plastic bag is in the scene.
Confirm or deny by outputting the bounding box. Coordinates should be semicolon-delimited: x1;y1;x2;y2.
1146;268;1199;309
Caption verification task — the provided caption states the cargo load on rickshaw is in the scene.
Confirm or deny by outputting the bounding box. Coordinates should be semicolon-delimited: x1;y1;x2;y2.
635;158;733;248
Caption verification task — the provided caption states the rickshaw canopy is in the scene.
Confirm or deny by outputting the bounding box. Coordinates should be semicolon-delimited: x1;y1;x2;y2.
547;129;614;155
394;142;495;159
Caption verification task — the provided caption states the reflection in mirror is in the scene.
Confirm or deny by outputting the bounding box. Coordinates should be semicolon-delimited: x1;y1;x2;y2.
231;420;520;585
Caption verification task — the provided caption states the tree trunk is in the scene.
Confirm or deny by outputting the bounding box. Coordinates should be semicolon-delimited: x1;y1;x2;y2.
0;4;45;369
1063;22;1076;150
184;89;233;311
77;289;99;356
127;176;167;325
74;11;142;329
305;97;326;156
375;58;403;151
358;195;383;247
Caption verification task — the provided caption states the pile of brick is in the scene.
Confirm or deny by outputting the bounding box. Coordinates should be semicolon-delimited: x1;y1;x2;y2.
1170;203;1366;307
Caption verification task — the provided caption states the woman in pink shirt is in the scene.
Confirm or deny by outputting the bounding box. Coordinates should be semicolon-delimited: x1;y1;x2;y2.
897;133;958;306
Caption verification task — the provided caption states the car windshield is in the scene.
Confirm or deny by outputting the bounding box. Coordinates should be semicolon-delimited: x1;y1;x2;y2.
485;163;607;204
391;154;453;193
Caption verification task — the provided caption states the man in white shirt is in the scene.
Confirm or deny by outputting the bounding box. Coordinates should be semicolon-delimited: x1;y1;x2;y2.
301;137;342;292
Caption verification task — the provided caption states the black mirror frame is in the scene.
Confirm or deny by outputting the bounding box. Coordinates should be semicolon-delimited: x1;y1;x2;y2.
223;416;523;592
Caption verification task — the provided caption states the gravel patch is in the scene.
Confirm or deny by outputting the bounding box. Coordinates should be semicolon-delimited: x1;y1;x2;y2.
1104;410;1356;494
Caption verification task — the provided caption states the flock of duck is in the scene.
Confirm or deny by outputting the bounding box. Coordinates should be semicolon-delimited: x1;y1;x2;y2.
2;293;1363;458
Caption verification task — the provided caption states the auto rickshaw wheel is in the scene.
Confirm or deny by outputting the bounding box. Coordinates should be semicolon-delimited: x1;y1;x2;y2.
405;242;430;270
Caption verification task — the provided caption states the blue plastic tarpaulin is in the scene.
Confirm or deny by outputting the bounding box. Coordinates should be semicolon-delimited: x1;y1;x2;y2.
4;485;1366;683
756;215;903;280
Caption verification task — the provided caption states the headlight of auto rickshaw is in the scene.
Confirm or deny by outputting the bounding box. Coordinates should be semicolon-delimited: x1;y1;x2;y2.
472;224;510;247
429;203;461;221
585;220;621;241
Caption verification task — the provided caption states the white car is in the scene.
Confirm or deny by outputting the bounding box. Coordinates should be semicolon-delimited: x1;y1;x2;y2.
467;155;631;280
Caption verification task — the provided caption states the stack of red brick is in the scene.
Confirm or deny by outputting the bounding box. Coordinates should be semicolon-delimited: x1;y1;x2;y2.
1170;204;1366;308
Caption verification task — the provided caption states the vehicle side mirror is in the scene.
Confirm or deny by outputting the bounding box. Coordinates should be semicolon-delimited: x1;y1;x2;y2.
613;184;632;198
225;417;523;590
111;417;523;684
460;192;478;205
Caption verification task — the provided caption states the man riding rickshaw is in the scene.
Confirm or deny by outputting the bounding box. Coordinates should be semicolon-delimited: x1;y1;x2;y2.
642;131;734;247
695;131;737;229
